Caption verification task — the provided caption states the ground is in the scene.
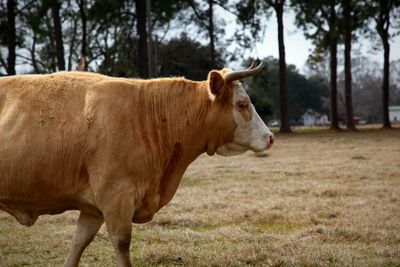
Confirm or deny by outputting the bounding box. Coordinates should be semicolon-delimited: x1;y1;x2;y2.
1;127;400;266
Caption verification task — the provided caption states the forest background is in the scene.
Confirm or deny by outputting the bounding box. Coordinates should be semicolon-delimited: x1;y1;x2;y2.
1;0;400;130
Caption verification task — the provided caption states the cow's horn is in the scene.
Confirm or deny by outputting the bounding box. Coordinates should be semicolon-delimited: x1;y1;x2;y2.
246;61;257;70
224;61;264;84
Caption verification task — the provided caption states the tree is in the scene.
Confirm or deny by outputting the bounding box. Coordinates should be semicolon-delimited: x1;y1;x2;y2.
292;0;341;130
6;0;16;75
15;0;81;73
351;56;383;123
135;0;191;77
88;0;189;77
184;0;229;69
135;0;149;78
157;33;224;80
342;0;356;130
268;0;291;132
208;0;216;68
50;0;65;71
335;56;400;123
0;0;17;75
88;0;138;75
248;56;328;122
366;0;400;128
390;59;400;106
96;35;138;77
1;0;37;75
1;0;211;75
236;0;291;133
77;0;88;70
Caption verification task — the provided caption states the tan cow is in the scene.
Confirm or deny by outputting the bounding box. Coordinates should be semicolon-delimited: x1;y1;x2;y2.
0;62;274;267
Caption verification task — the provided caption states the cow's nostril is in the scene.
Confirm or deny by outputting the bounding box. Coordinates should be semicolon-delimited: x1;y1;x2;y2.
269;135;274;145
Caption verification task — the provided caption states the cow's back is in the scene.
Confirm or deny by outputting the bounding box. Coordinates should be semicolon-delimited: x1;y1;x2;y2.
0;72;102;202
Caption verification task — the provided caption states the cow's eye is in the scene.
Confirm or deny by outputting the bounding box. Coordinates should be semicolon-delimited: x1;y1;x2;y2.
237;101;249;110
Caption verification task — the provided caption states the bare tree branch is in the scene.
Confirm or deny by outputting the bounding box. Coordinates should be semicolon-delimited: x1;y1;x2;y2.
186;0;208;28
16;0;37;16
213;0;239;17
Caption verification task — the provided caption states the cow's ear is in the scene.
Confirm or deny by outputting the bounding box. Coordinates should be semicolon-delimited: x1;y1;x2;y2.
208;70;226;101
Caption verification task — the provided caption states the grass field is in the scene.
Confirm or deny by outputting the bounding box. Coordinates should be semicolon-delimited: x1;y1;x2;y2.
1;127;400;266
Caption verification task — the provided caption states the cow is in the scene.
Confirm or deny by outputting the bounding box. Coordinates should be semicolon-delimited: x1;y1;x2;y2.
0;62;274;267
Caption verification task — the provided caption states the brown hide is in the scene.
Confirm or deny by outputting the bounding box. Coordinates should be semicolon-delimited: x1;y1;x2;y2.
0;71;236;225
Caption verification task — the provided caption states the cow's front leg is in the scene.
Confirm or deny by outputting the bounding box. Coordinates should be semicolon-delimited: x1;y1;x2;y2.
63;212;103;267
102;198;135;267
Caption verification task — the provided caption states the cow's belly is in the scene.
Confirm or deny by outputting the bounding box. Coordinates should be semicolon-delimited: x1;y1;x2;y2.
0;95;87;197
0;152;96;225
0;193;101;226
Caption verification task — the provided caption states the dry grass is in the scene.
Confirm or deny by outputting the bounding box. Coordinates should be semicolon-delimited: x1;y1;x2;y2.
1;127;400;266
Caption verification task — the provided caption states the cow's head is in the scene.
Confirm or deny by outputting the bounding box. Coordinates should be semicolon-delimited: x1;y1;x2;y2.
205;62;274;156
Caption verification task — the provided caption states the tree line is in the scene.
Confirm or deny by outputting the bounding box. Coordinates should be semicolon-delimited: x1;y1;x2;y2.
1;0;399;132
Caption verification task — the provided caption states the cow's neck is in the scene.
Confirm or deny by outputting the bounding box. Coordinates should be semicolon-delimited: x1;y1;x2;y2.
136;79;211;211
137;78;210;155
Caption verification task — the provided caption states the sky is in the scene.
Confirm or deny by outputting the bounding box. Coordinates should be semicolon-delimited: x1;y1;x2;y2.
219;6;400;74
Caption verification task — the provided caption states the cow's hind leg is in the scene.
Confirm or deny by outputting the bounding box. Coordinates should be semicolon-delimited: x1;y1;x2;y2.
63;212;103;267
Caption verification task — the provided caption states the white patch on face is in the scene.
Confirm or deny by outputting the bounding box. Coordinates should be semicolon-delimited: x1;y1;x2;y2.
216;81;274;157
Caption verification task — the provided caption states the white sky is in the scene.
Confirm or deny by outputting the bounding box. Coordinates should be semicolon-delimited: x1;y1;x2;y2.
219;6;400;73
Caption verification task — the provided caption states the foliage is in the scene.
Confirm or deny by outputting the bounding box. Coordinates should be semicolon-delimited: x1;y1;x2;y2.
157;33;224;81
234;0;269;50
247;56;328;121
96;35;138;77
291;0;341;56
361;0;400;45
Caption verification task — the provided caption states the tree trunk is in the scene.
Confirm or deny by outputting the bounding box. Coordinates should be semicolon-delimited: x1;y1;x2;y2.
208;0;216;69
68;16;77;71
78;0;88;71
376;0;392;129
381;33;391;128
328;3;340;130
343;0;356;130
45;16;57;72
329;39;340;130
146;0;153;78
7;0;16;75
275;2;291;133
135;0;149;78
31;34;40;73
51;0;65;71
